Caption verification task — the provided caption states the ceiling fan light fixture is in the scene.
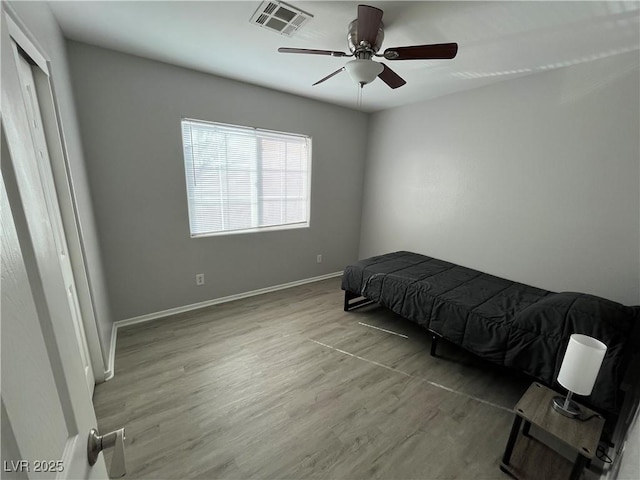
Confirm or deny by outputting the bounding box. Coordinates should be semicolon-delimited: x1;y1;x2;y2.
344;59;383;86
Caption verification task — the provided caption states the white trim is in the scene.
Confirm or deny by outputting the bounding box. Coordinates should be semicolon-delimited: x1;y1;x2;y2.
56;436;77;480
191;222;309;239
104;324;118;381
5;9;49;74
105;271;343;380
5;4;107;384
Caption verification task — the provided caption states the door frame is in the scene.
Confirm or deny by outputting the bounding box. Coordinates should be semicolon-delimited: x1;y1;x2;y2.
4;3;106;383
2;4;110;474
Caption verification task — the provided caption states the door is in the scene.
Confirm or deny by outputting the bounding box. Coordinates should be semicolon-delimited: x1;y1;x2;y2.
13;43;95;394
0;8;108;479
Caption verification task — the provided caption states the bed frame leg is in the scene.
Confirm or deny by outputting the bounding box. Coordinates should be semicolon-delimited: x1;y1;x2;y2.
343;290;374;312
430;331;440;357
344;290;356;311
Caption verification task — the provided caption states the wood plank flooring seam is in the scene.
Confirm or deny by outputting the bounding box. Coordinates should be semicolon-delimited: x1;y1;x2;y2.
307;338;512;413
308;339;414;379
357;322;409;338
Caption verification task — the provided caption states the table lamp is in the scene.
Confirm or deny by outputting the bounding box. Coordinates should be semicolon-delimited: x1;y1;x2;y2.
552;333;607;418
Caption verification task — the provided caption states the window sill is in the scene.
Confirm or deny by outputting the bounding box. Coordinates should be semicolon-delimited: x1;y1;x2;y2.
190;222;310;238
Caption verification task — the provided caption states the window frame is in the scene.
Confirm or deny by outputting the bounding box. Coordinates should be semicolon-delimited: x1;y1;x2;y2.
181;117;312;238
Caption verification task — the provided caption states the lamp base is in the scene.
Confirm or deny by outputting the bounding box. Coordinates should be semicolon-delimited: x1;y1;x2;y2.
551;395;581;418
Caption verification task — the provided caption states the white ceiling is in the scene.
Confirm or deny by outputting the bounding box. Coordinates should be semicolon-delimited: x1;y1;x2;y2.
49;1;640;112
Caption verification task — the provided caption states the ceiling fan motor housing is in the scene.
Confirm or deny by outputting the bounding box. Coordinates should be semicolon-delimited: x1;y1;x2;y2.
347;19;384;58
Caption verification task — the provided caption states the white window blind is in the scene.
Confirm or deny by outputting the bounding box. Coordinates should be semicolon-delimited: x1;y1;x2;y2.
181;118;311;237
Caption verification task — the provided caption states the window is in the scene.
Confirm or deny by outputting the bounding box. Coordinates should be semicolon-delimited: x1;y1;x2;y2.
181;118;311;237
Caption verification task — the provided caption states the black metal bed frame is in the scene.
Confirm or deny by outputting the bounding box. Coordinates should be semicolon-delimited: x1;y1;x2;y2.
343;289;442;357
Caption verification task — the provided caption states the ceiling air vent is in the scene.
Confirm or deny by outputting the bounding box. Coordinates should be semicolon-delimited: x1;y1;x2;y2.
250;1;313;37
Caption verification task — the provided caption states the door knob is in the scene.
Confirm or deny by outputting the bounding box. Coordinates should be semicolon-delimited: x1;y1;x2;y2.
87;427;127;477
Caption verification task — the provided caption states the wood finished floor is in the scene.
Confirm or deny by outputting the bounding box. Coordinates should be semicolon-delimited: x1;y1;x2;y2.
93;278;533;479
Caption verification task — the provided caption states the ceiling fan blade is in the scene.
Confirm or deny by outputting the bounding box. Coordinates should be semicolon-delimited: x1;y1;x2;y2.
357;4;383;46
378;63;406;89
312;67;346;86
278;47;348;57
384;43;458;60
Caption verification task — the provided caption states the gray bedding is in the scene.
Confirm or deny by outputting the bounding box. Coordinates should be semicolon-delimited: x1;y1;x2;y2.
342;251;640;414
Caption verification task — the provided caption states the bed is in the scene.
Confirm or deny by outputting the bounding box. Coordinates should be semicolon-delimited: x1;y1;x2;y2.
342;251;640;415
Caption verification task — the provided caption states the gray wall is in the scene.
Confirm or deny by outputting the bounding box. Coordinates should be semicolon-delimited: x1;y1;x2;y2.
7;2;114;363
66;41;368;321
360;51;640;306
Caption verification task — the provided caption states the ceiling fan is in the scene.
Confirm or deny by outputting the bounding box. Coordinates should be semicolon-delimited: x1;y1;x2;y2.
278;4;458;89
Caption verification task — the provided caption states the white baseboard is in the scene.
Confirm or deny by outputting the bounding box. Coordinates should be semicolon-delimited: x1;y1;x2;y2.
104;323;118;380
105;271;343;380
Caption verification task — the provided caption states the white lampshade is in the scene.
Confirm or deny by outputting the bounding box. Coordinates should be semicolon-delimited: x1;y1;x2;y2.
557;334;607;396
344;59;384;85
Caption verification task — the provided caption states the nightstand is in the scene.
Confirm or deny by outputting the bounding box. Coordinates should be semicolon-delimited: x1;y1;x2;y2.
500;382;605;480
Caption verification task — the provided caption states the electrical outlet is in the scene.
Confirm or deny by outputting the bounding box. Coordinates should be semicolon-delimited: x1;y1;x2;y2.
316;254;323;264
196;273;205;286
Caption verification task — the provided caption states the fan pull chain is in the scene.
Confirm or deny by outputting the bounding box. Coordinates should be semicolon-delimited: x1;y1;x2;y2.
357;83;363;110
